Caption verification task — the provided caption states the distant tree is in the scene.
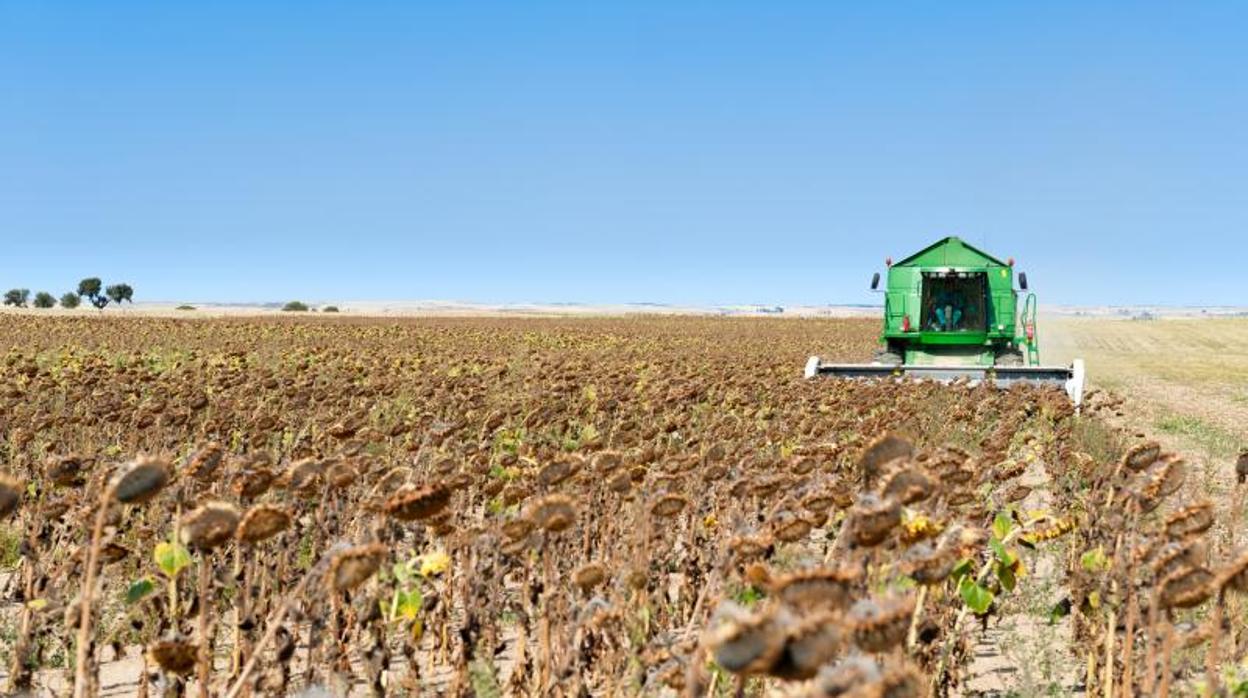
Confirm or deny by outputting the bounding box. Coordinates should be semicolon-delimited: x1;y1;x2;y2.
60;292;81;309
77;277;109;309
105;283;134;305
176;304;196;311
77;277;102;298
322;305;340;313
282;301;309;312
33;292;56;309
3;289;30;307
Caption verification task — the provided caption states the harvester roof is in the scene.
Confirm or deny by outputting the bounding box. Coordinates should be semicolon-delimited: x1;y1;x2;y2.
892;236;1008;269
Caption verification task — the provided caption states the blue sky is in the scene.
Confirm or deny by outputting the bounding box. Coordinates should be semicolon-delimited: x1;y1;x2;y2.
2;2;1245;306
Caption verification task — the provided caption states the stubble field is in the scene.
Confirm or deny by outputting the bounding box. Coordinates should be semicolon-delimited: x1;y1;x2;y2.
0;314;1243;697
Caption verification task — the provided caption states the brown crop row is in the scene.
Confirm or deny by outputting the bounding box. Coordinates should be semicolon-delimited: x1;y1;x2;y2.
0;315;1241;696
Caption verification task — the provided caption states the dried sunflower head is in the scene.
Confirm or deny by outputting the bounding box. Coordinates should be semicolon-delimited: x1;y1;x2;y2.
703;442;727;463
624;566;648;590
529;494;577;533
856;433;913;481
811;656;883;697
703;462;729;482
373;467;412;495
828;479;856;509
1164;501;1215;540
1004;484;1032;503
428;513;456;537
880;465;936;505
650;493;689;519
284;458;324;493
148;635;199;676
771;567;861;612
501;516;535;540
1158;566;1214;610
705;602;792;676
180;502;241;550
46;455;86;487
591;450;623;473
900;541;956;585
807;509;830;529
948;486;978;506
0;474;24;518
431;456;459;475
99;542;130;565
798;486;838;514
1149;539;1207;580
500;534;536;556
848;594;916;653
327;543;388;592
383;484;451;522
501;482;531;506
1140;457;1186;501
1123;441;1161;471
607;471;632;494
232;464;275;499
111;457;171;504
537;459;579;487
572;562;608;592
848;494;901;548
750;475;790;498
237;505;292;544
744;562;772;588
325;459;358;489
729;533;774;563
184;442;225;482
789;455;817;476
327;421;358;440
1216;550;1248;595
939;466;975;487
770;510;814;543
40;496;71;521
992;459;1028;482
769;610;843;681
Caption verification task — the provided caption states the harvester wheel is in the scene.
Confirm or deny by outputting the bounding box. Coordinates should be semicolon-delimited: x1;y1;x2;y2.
994;349;1025;367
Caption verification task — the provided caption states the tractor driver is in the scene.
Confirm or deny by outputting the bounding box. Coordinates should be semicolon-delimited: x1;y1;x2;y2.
928;287;964;331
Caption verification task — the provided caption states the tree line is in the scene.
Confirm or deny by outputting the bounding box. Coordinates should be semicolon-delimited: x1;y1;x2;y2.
3;278;133;310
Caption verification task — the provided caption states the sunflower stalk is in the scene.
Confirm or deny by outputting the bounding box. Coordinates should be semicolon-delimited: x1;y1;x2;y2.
223;550;322;698
72;480;117;698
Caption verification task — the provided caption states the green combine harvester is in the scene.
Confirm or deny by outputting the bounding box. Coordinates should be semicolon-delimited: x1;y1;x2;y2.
805;236;1085;407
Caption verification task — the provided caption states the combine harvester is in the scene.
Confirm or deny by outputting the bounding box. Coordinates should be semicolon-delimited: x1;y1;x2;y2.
805;237;1085;408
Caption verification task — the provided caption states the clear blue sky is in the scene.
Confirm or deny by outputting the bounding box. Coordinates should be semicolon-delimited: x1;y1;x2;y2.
3;2;1245;306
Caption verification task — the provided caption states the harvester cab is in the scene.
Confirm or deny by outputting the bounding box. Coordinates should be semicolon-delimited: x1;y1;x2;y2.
805;237;1085;407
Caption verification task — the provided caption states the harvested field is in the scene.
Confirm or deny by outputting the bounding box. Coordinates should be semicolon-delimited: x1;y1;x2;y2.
1047;317;1248;462
0;315;1242;696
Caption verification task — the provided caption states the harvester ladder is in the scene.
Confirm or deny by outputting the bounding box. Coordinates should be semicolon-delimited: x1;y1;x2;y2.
1020;293;1039;366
